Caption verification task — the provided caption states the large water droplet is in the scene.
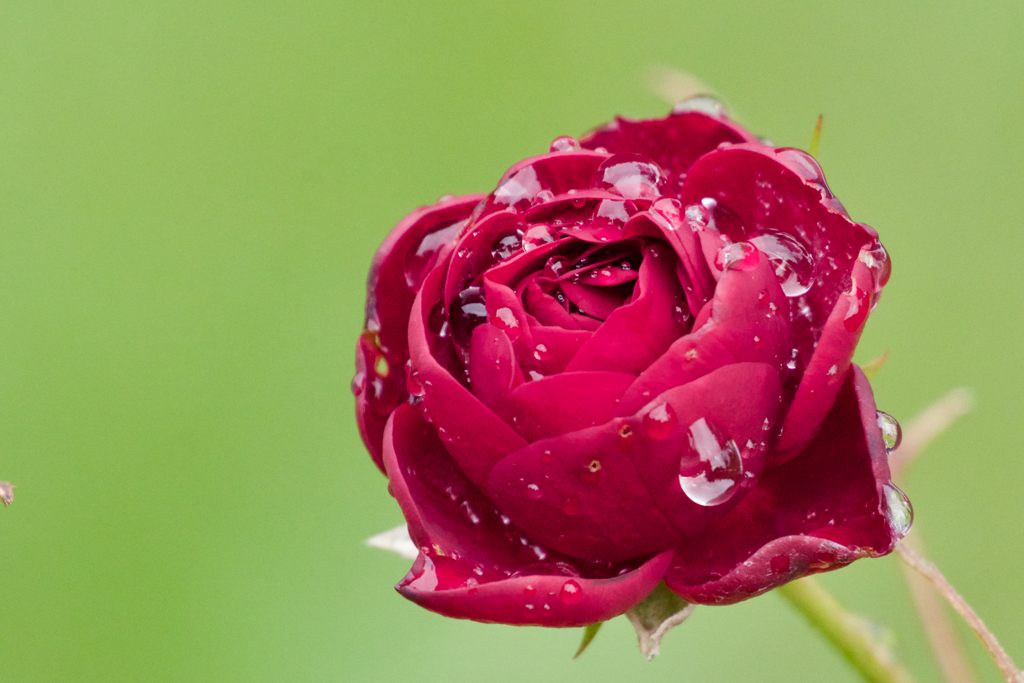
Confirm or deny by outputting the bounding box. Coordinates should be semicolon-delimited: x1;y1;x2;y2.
594;153;667;200
643;402;677;439
859;240;892;292
549;136;581;153
775;148;831;195
351;371;366;396
525;483;543;500
715;242;760;272
449;286;487;347
672;95;727;118
559;579;583;604
493;306;521;341
882;481;913;538
494;166;543;210
678;418;744;506
749;232;814;297
876;411;902;453
522;224;557;251
491;227;524;262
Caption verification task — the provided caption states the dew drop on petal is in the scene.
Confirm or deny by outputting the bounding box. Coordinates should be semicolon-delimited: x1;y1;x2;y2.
522;224;557;251
562;495;580;516
595;153;667;200
449;286;488;347
859;240;892;292
715;242;760;272
843;285;871;332
493;306;521;341
549;136;581;153
491;229;524;262
749;232;814;297
883;481;913;539
876;411;902;453
672;95;727;118
678;418;744;506
525;483;543;500
643;402;677;440
559;579;583;604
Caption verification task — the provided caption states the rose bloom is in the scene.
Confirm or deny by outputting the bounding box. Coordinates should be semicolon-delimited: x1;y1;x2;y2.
353;102;909;627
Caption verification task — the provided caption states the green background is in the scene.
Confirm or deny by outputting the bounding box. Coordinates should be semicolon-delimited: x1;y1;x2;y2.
1;1;1021;681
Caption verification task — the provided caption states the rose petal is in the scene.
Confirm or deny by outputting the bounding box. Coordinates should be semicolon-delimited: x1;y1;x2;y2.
409;264;528;487
615;252;791;416
358;195;484;470
663;366;896;604
627;363;782;537
565;243;687;375
486;420;684;559
773;258;874;462
503;371;636;442
580;112;757;185
397;549;673;627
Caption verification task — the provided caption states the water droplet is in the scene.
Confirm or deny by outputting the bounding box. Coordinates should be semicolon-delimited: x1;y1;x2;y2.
562;495;580;515
524;584;536;597
876;411;902;453
749;232;814;297
672;95;727;118
559;580;583;604
460;500;482;525
522;224;557;251
753;335;762;349
652;198;682;226
672;304;691;324
449;286;487;347
351;372;366;396
493;306;521;341
859;241;892;292
594;153;667;200
541;450;553;464
593;199;632;226
715;242;760;272
678;417;744;506
882;481;913;538
549;136;580;153
643;402;677;439
843;284;871;332
775;148;831;195
494;166;543;210
571;197;587;209
491;229;524;262
525;483;543;500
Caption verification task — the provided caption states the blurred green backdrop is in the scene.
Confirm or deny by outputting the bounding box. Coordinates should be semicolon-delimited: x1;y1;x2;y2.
1;1;1022;681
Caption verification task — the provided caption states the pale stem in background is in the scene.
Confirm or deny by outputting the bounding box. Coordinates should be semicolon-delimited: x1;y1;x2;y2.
891;388;979;683
646;65;714;107
892;388;1023;683
896;544;1024;683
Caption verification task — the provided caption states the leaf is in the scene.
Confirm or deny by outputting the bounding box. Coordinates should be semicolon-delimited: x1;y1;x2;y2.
574;622;603;659
625;581;696;660
365;524;418;559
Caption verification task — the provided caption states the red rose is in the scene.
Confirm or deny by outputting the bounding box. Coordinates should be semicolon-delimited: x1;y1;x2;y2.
354;103;908;627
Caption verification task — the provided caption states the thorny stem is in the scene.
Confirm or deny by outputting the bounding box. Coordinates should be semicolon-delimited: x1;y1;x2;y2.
896;544;1024;683
779;576;917;683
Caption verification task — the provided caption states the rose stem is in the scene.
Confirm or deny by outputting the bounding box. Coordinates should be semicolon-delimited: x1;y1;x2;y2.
896;544;1024;683
890;387;980;683
778;576;917;683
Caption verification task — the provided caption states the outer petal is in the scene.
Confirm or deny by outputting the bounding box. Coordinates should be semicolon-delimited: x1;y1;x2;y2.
486;419;684;560
664;365;898;605
627;363;783;538
774;259;875;461
398;549;673;627
580;111;758;185
383;401;673;626
357;195;484;470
